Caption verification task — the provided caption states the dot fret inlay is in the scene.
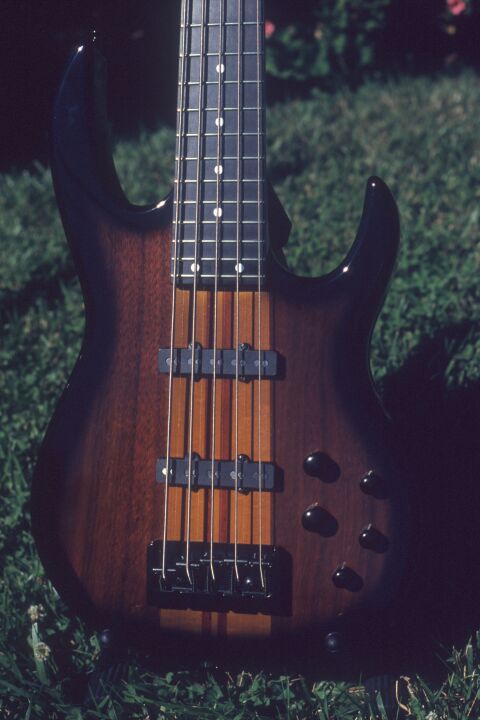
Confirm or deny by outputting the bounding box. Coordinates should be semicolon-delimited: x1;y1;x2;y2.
173;0;267;288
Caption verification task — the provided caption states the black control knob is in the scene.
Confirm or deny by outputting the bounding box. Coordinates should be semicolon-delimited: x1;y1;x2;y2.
303;452;340;483
332;565;363;592
302;504;338;537
324;631;343;654
332;566;348;588
359;470;387;498
359;525;389;553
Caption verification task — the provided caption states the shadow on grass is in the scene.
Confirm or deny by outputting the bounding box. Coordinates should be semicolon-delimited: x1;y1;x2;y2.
382;320;480;677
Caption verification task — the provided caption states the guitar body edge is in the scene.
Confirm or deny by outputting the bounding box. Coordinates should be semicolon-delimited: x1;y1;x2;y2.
31;44;410;673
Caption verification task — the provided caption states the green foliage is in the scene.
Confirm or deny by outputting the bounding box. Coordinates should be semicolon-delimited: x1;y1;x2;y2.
2;71;480;716
267;0;391;82
266;0;480;85
266;73;480;386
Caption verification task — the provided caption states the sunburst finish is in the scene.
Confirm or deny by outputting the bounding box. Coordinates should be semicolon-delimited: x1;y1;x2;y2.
32;8;409;673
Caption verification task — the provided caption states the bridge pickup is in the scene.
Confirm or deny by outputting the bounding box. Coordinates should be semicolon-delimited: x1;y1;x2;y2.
147;540;291;615
156;456;276;492
158;345;278;380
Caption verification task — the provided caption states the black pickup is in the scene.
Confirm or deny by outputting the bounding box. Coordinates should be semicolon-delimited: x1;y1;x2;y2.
147;540;291;615
158;344;278;380
156;456;277;492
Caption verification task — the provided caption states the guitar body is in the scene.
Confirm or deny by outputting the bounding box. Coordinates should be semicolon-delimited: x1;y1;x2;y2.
32;46;408;672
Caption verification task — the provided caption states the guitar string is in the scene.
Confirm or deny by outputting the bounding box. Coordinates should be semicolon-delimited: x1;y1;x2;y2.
185;0;208;584
210;0;226;581
233;0;243;583
256;0;265;589
162;0;190;580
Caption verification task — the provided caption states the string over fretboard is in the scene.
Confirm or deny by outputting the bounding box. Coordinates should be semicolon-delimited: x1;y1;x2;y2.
173;0;267;288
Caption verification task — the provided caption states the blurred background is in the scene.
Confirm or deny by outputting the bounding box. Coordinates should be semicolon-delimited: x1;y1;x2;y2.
1;0;479;171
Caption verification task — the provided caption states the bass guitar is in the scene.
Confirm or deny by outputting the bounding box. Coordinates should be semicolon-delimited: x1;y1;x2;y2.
32;0;408;670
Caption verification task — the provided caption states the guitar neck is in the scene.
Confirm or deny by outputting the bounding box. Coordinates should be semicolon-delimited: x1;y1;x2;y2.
173;0;267;288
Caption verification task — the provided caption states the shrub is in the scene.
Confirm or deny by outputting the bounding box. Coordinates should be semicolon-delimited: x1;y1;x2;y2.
265;0;480;85
266;0;391;83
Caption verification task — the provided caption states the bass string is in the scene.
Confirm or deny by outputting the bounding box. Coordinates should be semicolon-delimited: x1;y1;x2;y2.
256;0;265;589
233;0;244;584
185;0;208;584
210;0;226;581
162;0;190;580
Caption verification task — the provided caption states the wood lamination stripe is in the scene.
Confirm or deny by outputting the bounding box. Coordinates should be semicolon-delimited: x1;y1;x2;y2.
160;288;272;637
226;290;271;637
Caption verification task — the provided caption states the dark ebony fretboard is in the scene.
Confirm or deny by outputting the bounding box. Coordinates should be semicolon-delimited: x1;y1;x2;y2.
173;0;267;287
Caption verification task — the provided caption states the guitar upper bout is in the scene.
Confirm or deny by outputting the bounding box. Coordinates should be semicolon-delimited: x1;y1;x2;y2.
343;176;400;300
270;175;399;309
52;43;170;233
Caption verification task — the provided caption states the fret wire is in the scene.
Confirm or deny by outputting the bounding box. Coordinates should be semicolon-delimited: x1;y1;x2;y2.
183;51;264;55
175;274;262;279
180;106;262;111
174;239;262;243
177;178;261;183
173;240;258;249
181;80;264;85
174;240;258;246
181;220;265;224
176;199;264;203
181;21;260;27
175;157;265;161
175;257;264;261
179;132;263;137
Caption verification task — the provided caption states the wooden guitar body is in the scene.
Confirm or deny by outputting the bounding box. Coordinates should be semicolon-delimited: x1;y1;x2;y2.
32;46;408;672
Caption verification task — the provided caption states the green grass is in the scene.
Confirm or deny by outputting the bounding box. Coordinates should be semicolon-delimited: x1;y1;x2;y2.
1;70;480;717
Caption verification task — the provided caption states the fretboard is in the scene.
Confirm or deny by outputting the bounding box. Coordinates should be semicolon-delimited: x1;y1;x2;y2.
172;0;267;288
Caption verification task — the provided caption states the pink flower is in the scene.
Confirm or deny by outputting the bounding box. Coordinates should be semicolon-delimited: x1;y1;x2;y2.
265;20;276;39
447;0;466;15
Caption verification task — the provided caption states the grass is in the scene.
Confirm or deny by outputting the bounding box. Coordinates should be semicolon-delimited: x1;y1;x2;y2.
1;70;480;717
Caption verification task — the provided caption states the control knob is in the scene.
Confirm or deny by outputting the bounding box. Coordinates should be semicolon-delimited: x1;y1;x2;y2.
332;565;363;592
301;504;338;537
359;525;389;553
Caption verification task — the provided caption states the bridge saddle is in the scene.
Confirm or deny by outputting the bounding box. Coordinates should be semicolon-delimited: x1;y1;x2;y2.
147;541;291;615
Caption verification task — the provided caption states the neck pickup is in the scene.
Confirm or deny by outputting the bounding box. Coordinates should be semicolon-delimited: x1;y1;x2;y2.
156;455;278;492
